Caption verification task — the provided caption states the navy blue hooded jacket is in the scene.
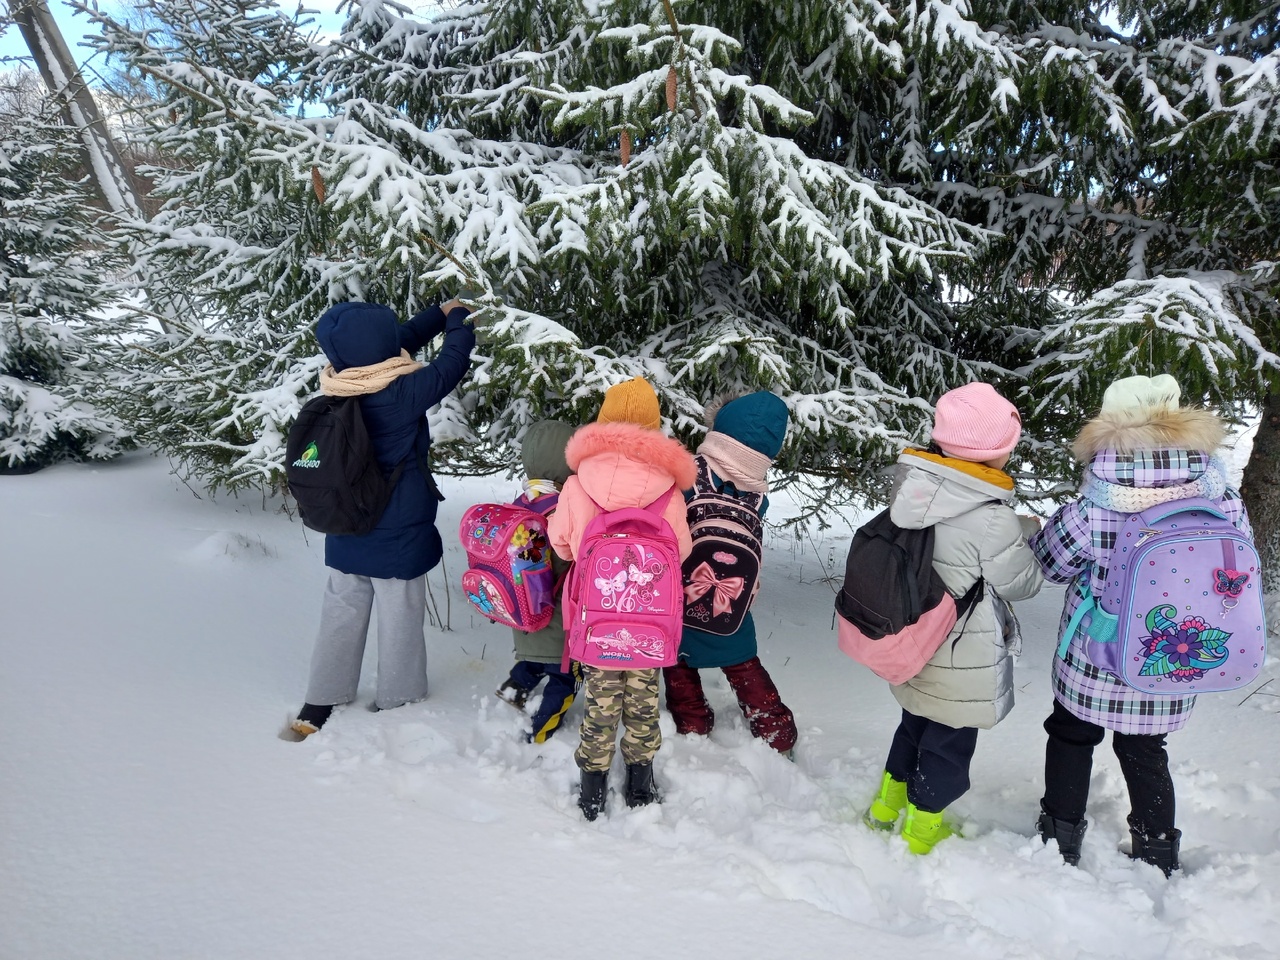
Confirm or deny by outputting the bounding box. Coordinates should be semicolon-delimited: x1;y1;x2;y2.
315;301;475;580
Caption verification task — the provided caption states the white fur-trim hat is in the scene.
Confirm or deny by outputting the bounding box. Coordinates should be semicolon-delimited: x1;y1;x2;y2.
1072;373;1225;460
1099;374;1181;415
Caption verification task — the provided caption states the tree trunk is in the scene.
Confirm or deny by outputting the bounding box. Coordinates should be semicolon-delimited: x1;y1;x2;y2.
7;0;142;219
1241;385;1280;592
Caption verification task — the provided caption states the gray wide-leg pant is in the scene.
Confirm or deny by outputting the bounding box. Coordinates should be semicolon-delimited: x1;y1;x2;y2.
305;570;429;710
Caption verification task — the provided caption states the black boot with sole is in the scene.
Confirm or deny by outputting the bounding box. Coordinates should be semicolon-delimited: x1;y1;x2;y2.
578;770;608;821
625;762;659;808
1036;804;1088;866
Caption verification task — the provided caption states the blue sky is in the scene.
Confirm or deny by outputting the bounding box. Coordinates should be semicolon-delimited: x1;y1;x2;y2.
0;0;347;76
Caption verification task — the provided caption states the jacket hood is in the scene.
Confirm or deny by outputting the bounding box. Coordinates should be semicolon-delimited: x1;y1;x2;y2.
1072;406;1226;462
889;448;1015;529
565;422;697;510
316;302;400;372
702;391;789;458
1085;449;1218;490
520;420;575;487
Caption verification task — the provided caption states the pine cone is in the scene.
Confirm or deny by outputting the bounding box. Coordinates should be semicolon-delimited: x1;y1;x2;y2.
620;129;632;167
666;65;678;111
311;167;326;205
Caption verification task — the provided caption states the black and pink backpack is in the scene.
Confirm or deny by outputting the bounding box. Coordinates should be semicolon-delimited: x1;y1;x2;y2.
459;493;560;632
681;455;765;636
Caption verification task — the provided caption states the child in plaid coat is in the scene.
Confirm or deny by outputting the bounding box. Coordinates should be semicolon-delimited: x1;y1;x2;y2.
1029;375;1251;875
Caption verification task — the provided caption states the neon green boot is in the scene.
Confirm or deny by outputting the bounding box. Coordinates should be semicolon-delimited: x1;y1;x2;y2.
901;802;954;854
864;771;908;831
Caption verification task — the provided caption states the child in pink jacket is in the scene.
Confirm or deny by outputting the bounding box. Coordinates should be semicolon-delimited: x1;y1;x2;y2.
549;377;696;820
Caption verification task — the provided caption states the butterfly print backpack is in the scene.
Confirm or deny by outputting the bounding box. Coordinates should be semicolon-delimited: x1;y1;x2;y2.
459;493;560;632
681;455;765;636
1058;497;1267;694
564;488;684;670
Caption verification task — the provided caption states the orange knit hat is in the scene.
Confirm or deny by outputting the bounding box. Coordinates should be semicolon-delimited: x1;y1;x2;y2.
596;376;662;430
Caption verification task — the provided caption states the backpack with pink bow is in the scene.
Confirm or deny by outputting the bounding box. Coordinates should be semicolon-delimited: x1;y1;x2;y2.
681;455;765;636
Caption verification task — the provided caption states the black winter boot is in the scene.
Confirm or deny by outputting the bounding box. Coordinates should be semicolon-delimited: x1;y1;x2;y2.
290;703;334;737
625;762;659;808
1130;827;1182;877
578;770;608;821
1036;805;1088;866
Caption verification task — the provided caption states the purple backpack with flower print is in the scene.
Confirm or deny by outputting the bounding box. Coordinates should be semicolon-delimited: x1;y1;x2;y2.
1059;497;1267;694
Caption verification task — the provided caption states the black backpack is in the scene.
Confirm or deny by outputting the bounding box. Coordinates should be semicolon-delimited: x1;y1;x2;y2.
681;455;765;636
284;395;437;536
836;509;981;639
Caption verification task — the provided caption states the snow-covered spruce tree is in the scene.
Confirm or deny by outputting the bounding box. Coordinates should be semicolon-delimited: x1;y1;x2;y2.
79;0;341;492
767;1;1278;494
101;0;1276;513
0;95;131;474
1005;2;1280;584
85;0;1017;501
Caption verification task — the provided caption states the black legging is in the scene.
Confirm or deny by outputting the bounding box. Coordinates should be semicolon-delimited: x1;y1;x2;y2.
1041;700;1176;838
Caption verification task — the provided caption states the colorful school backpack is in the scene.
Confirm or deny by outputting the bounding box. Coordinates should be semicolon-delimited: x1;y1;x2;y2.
834;509;983;685
459;493;560;632
681;455;765;636
1058;497;1267;695
564;488;684;669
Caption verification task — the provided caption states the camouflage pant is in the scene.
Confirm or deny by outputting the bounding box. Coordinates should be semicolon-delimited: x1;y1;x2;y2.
574;666;662;773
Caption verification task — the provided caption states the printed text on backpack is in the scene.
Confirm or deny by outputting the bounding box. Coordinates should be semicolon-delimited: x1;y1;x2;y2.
682;455;765;636
459;494;560;632
565;489;683;669
1058;497;1267;694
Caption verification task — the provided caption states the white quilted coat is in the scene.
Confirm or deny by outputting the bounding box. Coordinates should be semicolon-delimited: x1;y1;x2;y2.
887;450;1044;729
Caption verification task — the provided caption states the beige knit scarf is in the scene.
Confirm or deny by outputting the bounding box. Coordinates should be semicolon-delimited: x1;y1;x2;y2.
319;351;422;397
697;431;772;493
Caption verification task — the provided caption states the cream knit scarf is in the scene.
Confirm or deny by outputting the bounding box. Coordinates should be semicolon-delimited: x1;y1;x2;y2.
1080;456;1229;513
319;351;422;397
697;431;772;493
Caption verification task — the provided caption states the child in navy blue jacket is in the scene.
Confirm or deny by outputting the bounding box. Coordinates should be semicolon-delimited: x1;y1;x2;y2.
291;299;474;737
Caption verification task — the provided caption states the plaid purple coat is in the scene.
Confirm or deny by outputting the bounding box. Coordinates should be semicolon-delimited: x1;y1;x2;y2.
1030;450;1251;734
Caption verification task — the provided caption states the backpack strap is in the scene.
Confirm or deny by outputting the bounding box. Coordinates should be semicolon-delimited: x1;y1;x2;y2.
694;454;714;492
947;577;985;650
1057;585;1095;660
644;486;677;515
525;492;560;516
953;577;985;620
583;486;676;519
694;454;765;511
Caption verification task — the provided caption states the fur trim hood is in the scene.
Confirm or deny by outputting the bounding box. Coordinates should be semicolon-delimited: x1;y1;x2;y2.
1072;407;1227;462
565;422;698;490
702;393;733;430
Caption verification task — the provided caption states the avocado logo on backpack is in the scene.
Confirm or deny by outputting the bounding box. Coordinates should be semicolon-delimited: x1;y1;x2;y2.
293;441;321;469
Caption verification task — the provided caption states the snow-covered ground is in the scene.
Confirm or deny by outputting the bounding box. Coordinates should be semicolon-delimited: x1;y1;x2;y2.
3;449;1278;959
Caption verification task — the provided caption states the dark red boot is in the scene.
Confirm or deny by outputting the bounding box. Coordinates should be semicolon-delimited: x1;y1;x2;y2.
662;662;715;735
723;657;797;754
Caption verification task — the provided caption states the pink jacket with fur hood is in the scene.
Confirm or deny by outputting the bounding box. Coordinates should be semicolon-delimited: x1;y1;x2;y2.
549;422;697;562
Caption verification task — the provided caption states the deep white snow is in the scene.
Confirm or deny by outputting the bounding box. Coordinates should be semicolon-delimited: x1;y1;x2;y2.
2;449;1278;959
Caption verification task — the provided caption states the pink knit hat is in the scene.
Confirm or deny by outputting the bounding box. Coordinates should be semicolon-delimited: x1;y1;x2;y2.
931;382;1022;462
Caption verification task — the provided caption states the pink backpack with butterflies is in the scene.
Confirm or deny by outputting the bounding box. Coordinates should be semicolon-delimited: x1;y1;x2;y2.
1058;497;1267;694
459;494;560;632
563;488;684;670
